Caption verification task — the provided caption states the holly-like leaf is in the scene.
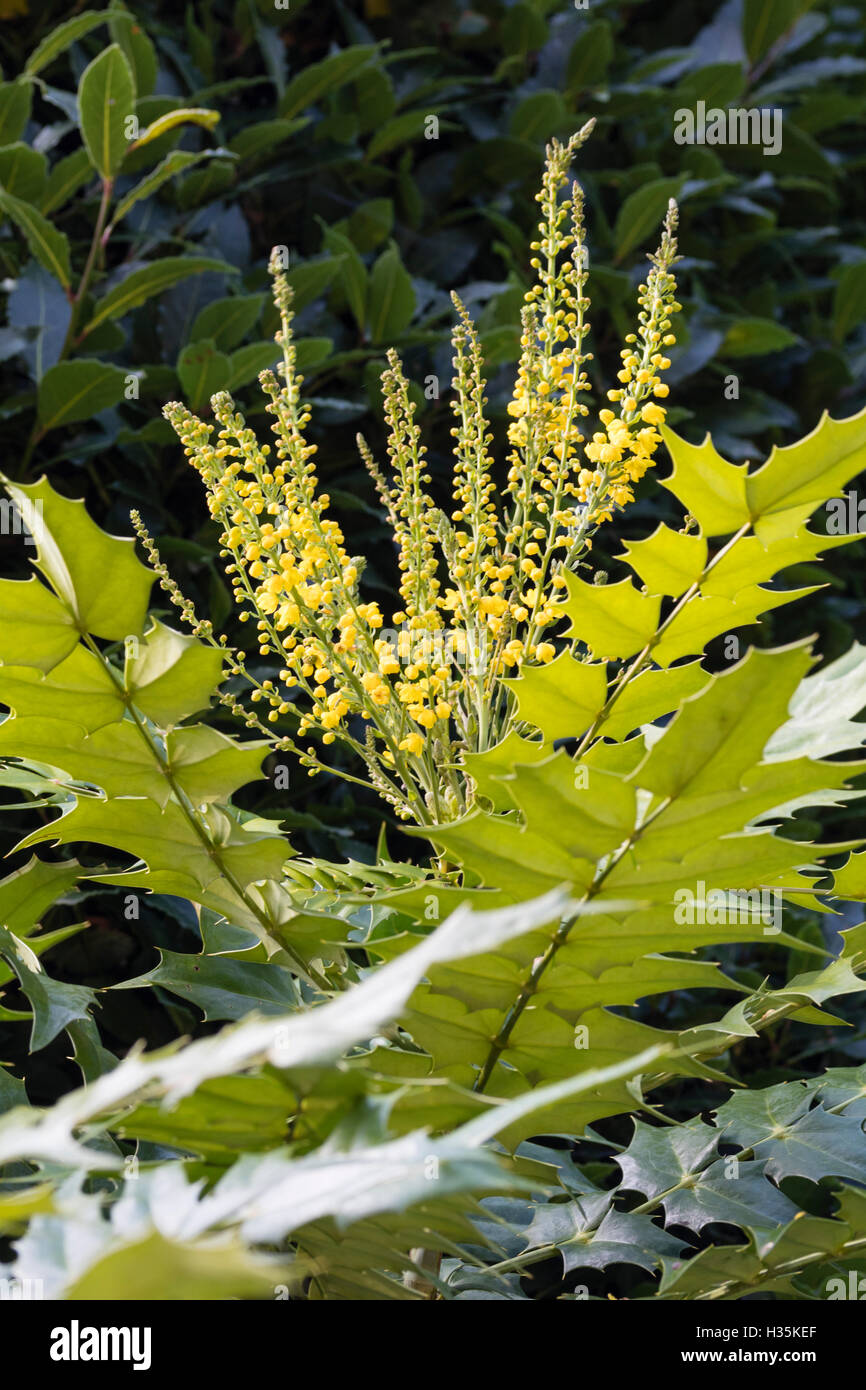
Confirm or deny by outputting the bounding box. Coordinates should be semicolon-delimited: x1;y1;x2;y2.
617;1118;799;1234
0;578;83;671
724;1101;866;1186
19;799;289;897
114;948;299;1021
619;525;708;597
0;646;124;729
0;717;266;810
661;405;866;541
563;574;661;659
0;924;98;1052
503;652;607;742
658;1187;866;1300
0;889;574;1167
1;475;151;644
765;643;866;761
116;1073;298;1159
519;1192;686;1274
463;729;547;811
747;406;866;543
636;644;812;802
124;620;225;726
599;662;709;740
0;857;82;936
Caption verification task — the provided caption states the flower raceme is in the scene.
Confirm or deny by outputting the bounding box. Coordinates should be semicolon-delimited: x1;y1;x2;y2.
162;124;681;825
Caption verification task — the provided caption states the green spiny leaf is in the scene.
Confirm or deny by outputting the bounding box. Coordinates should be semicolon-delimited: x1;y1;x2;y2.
124;620;224;726
1;475;151;643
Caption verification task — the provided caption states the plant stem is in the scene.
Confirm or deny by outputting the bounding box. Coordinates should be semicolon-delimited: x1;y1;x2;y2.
64;176;114;356
573;522;752;756
473;794;672;1092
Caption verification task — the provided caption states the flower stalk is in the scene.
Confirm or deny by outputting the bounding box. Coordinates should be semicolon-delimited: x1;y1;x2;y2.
164;125;681;825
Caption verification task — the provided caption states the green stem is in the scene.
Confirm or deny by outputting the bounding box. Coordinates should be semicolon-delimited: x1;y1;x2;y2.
64;176;114;356
573;522;752;757
473;793;672;1093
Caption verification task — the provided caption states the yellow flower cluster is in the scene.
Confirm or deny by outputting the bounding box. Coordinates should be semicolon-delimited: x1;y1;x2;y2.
166;127;681;825
493;143;681;668
166;257;468;824
580;206;680;519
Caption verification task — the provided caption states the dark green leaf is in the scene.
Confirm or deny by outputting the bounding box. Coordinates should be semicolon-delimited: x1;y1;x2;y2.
367;241;415;344
25;10;131;77
0;81;33;144
81;257;238;336
0;191;71;288
77;45;136;179
613;177;682;263
36;359;127;431
279;46;378;119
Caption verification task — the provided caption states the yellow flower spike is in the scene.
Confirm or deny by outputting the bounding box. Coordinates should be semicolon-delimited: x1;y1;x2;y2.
167;124;679;827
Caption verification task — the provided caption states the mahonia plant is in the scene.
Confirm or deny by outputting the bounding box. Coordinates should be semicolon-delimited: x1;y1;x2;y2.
160;123;681;825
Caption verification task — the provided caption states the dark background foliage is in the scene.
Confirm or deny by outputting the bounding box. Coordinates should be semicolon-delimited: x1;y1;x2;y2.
0;0;864;1235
